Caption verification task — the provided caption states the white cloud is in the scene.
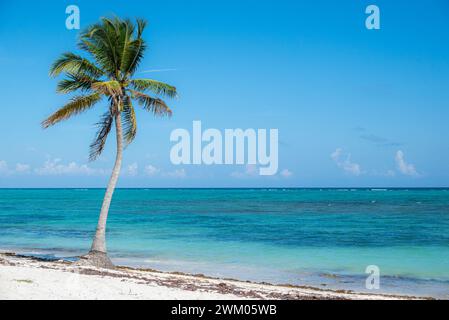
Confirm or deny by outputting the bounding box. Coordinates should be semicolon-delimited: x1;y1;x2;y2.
0;160;10;175
331;148;362;176
126;163;138;177
395;150;418;176
386;169;396;177
280;169;293;178
231;164;258;178
35;158;106;176
144;164;160;176
244;164;258;176
144;165;185;178
370;169;397;177
15;163;31;173
0;161;32;175
165;168;186;178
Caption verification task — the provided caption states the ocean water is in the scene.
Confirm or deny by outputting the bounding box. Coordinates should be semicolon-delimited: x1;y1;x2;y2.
0;188;448;298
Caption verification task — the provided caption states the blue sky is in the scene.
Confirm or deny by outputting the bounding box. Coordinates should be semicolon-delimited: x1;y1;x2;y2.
0;0;448;187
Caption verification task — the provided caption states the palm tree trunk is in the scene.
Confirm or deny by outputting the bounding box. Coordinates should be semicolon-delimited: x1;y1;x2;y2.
89;111;123;259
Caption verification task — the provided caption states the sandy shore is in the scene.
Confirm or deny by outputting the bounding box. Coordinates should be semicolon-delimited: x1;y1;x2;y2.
0;253;420;300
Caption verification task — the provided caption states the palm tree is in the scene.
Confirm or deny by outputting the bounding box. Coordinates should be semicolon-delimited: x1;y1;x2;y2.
42;17;177;268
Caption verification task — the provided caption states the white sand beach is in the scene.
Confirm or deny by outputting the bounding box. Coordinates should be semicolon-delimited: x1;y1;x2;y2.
0;253;420;300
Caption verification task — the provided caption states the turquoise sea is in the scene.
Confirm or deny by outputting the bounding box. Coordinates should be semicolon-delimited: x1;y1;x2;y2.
0;188;448;298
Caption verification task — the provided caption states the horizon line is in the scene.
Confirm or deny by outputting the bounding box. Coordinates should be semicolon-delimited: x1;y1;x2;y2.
1;187;449;190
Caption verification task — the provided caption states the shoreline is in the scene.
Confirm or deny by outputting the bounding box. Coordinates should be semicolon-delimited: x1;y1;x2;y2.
0;253;427;300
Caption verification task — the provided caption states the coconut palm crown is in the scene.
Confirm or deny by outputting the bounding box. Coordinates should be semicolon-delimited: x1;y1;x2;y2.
42;17;177;267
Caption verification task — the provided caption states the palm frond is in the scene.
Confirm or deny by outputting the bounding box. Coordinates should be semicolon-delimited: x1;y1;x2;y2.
50;52;103;78
121;39;146;77
45;17;176;157
42;93;102;128
79;39;115;77
120;19;147;76
136;19;147;38
57;72;98;94
91;81;122;96
130;89;172;117
80;21;120;77
122;95;137;145
79;17;148;79
117;21;132;75
89;111;114;161
131;79;177;98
